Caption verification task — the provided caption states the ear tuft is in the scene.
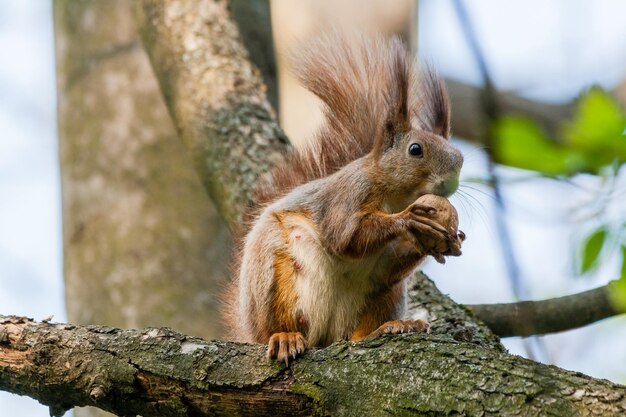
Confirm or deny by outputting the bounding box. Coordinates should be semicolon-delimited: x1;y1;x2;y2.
374;36;412;155
413;66;451;138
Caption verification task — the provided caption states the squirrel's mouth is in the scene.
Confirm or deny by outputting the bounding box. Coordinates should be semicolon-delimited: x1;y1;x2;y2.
433;175;459;197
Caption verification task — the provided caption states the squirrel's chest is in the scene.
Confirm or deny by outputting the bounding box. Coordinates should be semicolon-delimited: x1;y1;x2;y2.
277;212;379;346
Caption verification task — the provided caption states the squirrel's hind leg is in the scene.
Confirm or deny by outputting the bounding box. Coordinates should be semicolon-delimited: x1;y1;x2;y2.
350;282;410;341
366;319;431;340
267;332;307;366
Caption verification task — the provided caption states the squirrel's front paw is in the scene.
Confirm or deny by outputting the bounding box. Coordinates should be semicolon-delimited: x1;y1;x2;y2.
430;231;463;263
366;319;431;339
409;194;464;262
267;332;307;366
439;229;465;258
401;208;450;246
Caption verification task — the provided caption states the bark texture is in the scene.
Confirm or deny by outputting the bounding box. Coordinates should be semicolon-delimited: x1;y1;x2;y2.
56;0;230;338
53;1;232;391
407;272;502;349
137;0;290;226
2;314;626;417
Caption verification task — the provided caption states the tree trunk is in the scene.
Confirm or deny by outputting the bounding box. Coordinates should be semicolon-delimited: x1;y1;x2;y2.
137;0;290;226
55;0;231;335
55;2;231;414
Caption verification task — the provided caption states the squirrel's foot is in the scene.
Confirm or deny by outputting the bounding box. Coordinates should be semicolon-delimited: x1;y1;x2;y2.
366;319;431;340
404;215;457;258
267;332;307;366
407;203;438;217
403;203;452;240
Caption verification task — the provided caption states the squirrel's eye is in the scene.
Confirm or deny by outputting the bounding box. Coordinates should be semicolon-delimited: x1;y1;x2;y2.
409;143;423;157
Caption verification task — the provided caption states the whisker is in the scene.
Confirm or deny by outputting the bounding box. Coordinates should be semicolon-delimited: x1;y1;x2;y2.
450;192;471;224
460;184;496;202
459;145;489;163
453;189;491;230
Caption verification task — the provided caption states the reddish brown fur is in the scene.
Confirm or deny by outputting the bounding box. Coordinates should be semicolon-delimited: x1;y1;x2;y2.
270;247;298;333
221;32;456;349
269;212;307;336
339;204;405;258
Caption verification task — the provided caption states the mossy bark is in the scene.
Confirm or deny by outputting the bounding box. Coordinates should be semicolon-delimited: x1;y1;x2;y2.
136;0;291;227
2;313;625;417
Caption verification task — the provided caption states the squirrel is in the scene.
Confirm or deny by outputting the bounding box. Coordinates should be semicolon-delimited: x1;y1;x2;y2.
222;32;464;365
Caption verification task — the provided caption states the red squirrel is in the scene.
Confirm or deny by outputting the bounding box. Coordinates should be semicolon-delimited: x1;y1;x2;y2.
223;32;464;365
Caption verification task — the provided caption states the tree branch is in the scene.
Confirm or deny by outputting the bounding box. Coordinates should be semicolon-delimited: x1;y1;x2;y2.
23;1;626;416
446;78;573;144
468;280;625;337
136;0;290;227
229;0;278;111
447;74;626;146
408;272;502;347
2;312;626;417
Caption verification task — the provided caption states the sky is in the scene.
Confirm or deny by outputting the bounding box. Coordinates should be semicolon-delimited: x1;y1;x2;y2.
1;0;626;415
0;1;65;416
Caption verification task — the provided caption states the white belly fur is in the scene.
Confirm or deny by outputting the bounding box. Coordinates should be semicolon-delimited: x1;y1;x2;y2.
284;214;379;346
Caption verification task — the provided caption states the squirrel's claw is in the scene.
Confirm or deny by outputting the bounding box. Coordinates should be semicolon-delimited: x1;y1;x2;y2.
432;253;446;264
405;214;449;235
443;230;464;257
267;332;307;367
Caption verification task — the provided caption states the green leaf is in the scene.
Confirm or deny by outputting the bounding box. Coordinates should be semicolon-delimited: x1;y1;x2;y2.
579;227;608;275
609;275;626;314
609;246;626;312
492;90;626;176
492;117;584;175
563;88;626;161
621;245;626;279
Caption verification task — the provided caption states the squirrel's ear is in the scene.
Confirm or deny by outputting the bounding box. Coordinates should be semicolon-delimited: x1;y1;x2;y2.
415;68;451;138
377;39;411;153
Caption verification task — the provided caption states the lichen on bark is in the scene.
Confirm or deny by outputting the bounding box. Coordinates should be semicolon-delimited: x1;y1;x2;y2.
136;0;290;227
2;315;625;417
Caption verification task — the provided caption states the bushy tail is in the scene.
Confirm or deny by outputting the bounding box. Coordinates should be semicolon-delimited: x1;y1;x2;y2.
254;31;450;207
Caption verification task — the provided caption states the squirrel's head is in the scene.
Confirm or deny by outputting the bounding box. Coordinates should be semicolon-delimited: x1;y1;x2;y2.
373;128;463;209
369;64;463;211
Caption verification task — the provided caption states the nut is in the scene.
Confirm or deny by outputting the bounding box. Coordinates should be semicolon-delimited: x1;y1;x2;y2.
415;194;460;255
415;194;458;232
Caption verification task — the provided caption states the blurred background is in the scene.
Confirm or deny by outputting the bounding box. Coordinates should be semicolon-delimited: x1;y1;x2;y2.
1;0;625;416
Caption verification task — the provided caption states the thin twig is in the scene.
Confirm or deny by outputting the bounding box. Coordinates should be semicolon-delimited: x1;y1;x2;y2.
468;281;622;337
451;0;549;361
